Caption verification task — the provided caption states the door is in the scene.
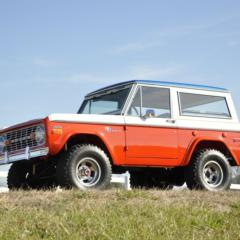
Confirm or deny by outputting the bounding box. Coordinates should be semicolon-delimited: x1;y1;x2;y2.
124;85;178;166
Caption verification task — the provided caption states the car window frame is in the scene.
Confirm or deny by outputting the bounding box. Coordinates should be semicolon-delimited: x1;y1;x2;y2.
78;84;134;115
177;91;232;120
125;84;173;119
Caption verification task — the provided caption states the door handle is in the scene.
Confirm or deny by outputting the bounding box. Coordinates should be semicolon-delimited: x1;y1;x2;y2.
166;119;176;124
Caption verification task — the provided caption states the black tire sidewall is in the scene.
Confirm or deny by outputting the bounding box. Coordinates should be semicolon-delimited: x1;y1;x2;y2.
197;151;232;191
8;162;31;189
68;146;111;190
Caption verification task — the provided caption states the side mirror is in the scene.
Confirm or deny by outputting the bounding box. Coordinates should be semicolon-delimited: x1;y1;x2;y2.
143;109;156;119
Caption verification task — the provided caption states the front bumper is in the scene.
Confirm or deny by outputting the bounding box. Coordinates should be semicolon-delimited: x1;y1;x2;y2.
0;147;49;165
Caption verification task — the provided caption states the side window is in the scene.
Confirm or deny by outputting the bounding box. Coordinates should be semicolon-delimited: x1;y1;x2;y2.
90;101;119;114
179;92;231;118
127;86;171;118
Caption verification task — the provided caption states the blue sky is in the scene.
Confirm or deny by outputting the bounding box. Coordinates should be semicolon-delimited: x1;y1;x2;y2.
0;0;240;127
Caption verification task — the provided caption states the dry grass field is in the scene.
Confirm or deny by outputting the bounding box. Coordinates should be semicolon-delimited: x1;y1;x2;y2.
0;189;240;240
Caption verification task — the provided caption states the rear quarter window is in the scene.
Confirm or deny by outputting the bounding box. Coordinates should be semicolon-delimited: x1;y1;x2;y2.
179;92;231;119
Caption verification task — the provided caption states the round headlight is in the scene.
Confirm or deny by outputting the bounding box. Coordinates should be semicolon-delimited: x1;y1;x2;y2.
35;125;45;145
0;135;6;153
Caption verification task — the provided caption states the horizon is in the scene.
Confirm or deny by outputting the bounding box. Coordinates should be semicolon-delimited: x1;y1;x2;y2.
0;1;239;127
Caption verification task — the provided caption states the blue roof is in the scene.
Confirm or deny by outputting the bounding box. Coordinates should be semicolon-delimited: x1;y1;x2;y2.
86;80;228;96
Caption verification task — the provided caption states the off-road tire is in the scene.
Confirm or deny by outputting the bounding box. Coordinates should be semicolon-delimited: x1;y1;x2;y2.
7;162;32;190
7;161;56;190
186;149;232;191
56;144;112;190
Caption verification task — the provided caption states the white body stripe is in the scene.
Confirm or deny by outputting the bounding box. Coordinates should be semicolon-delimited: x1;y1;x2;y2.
49;114;125;125
49;114;240;132
177;119;240;132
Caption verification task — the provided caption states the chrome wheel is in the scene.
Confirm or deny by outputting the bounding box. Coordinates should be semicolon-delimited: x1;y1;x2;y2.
76;157;101;187
203;161;223;188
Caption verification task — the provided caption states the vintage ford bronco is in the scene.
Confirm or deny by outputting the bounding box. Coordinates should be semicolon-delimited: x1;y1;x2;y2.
0;80;240;191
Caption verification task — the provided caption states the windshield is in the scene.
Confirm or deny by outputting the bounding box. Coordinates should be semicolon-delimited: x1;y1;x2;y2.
78;86;131;115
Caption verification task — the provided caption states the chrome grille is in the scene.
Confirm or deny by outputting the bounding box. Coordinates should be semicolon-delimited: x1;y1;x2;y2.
6;125;40;153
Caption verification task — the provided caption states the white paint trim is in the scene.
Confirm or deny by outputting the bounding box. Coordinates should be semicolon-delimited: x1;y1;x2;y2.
121;85;137;115
124;116;177;128
172;86;231;97
124;116;240;131
49;113;240;132
173;87;239;122
177;119;240;132
49;114;125;125
171;88;179;120
124;85;139;116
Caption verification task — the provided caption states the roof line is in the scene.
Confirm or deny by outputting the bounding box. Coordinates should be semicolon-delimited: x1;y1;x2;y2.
86;80;228;97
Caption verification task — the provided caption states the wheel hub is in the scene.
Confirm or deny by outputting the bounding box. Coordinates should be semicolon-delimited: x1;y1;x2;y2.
76;157;101;187
203;161;223;188
79;166;91;178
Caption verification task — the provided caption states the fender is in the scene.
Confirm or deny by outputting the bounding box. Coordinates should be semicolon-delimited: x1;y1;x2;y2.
65;132;120;165
46;118;125;165
181;136;238;166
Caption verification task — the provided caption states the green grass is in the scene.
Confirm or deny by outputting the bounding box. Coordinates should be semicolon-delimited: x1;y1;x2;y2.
0;189;240;240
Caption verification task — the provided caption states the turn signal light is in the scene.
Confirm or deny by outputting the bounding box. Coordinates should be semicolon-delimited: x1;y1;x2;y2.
52;126;63;135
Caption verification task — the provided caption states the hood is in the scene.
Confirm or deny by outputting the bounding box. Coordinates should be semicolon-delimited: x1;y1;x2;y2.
0;118;44;133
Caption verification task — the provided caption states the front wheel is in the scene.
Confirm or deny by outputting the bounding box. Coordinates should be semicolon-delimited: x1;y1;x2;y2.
56;144;112;190
7;162;32;190
8;160;57;190
186;149;232;191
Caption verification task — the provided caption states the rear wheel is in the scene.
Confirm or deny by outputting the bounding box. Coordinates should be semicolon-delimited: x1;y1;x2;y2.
186;149;232;191
56;144;112;190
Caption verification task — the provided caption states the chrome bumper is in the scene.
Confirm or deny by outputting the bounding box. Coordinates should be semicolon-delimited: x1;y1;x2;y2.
0;147;49;165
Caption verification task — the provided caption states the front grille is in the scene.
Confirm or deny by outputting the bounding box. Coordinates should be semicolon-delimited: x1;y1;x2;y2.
5;125;40;153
